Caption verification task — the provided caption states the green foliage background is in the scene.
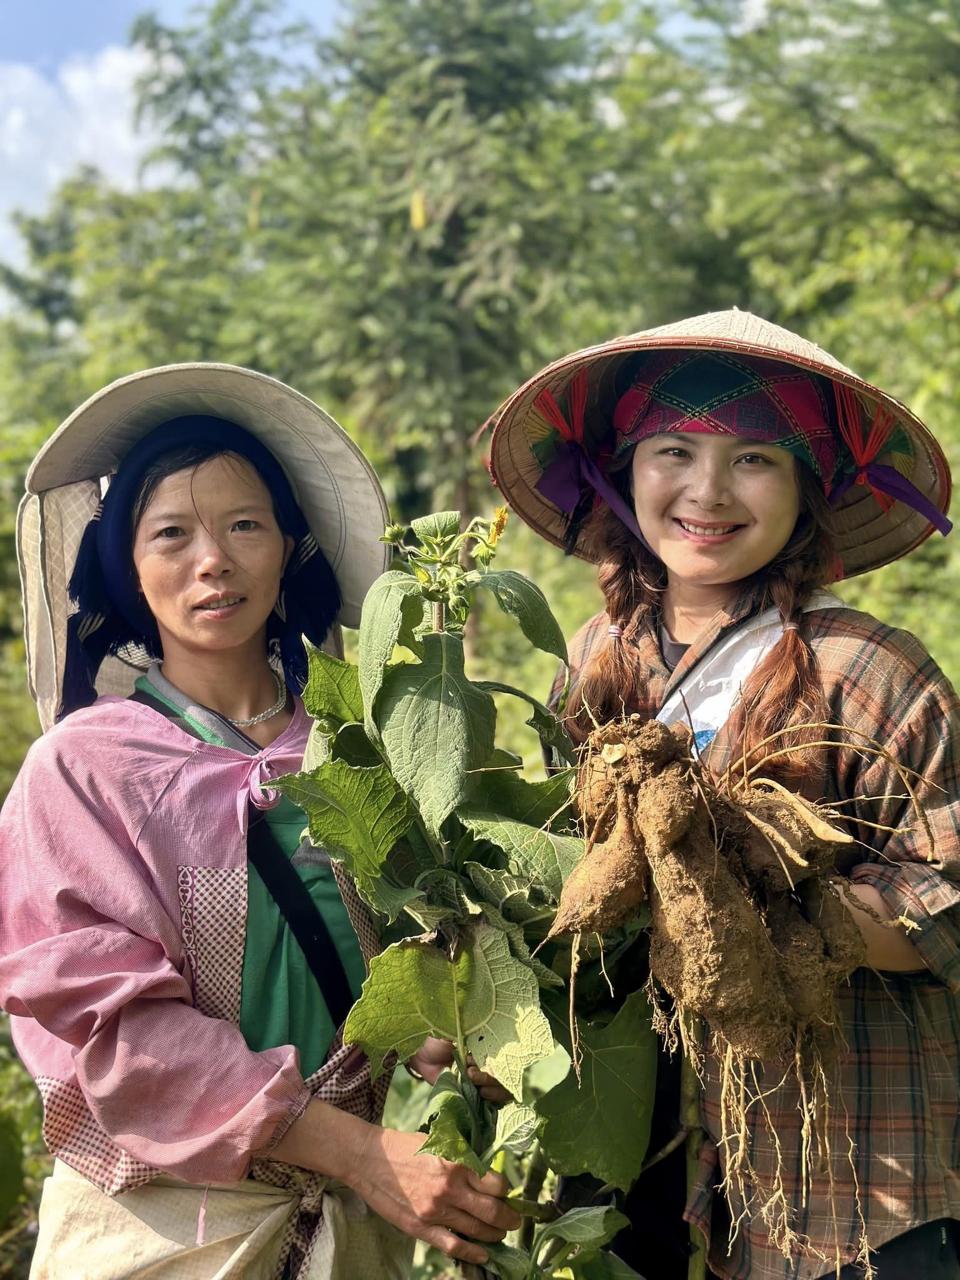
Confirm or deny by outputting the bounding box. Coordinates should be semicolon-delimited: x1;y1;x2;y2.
1;0;959;1272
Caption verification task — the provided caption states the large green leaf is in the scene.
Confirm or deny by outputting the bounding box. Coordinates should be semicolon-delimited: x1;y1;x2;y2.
476;569;568;666
534;1204;628;1254
459;811;584;901
467;760;575;830
343;923;554;1098
476;680;576;767
378;632;496;835
275;760;415;919
358;570;425;733
302;648;363;724
537;992;657;1192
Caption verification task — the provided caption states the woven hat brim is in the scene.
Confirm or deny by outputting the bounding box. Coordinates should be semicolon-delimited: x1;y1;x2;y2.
26;363;390;627
490;318;951;579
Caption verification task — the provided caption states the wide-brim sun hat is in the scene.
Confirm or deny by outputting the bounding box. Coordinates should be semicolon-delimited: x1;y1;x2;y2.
19;363;390;729
489;309;952;578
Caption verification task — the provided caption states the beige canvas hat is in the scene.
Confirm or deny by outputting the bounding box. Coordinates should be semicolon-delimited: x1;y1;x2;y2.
18;363;390;729
489;309;952;578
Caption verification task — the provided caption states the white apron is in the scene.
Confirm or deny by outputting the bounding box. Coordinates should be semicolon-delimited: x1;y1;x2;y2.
30;1160;412;1280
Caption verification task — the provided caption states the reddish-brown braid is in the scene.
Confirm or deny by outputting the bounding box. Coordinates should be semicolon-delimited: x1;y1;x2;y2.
566;466;836;783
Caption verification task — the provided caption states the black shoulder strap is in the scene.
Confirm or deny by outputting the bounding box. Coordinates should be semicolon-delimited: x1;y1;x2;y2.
246;812;356;1031
131;687;357;1030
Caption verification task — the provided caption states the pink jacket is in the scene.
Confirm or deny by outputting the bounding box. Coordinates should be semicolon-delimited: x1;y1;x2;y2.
0;695;379;1194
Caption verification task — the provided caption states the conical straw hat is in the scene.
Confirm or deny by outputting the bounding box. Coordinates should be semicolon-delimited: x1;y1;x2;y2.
489;310;951;578
19;363;390;729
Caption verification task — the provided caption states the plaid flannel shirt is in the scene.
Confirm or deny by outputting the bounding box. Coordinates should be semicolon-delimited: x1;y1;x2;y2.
557;591;960;1280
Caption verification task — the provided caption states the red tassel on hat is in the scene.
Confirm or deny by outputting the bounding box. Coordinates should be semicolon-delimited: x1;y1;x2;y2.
534;369;589;444
834;383;897;513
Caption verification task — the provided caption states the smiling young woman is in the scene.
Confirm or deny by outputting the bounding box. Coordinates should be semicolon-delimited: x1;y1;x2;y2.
629;432;801;642
489;311;960;1280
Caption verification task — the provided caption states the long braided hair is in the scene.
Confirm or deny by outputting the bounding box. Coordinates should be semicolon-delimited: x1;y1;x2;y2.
565;461;837;783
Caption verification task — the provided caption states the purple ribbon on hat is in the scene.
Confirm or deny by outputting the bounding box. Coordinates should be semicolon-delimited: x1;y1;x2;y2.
829;463;953;535
832;384;952;535
536;439;652;549
531;372;653;550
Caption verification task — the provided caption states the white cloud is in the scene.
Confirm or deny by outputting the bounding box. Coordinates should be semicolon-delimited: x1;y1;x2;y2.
0;45;158;267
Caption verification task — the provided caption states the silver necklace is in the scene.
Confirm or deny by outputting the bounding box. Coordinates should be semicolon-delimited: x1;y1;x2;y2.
227;668;287;728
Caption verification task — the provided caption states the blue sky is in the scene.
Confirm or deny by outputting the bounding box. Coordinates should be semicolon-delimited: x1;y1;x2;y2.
1;1;199;71
0;1;339;266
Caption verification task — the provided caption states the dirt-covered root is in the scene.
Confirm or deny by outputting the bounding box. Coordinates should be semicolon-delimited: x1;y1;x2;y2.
647;836;794;1064
549;723;696;940
576;718;692;831
765;893;840;1028
548;807;649;937
797;878;866;979
556;712;865;1067
730;784;855;894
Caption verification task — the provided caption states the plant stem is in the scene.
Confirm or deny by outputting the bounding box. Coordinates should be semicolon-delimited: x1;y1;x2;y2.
537;1239;576;1271
682;1027;708;1280
508;1197;560;1222
518;1140;549;1251
450;983;468;1074
433;600;446;632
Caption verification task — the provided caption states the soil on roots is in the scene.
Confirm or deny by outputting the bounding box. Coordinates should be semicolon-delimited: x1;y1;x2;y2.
549;717;865;1061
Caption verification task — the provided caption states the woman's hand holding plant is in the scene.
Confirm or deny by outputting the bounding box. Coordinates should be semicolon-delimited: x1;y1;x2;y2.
269;1098;520;1263
409;1036;513;1105
344;1123;521;1263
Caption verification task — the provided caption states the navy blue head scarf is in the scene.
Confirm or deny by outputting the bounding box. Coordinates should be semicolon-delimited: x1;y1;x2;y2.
60;415;341;719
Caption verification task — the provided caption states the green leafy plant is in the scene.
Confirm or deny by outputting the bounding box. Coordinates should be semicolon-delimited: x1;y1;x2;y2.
279;511;657;1279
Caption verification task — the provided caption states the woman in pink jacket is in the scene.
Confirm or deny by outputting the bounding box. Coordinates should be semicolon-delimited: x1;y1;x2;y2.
0;364;517;1279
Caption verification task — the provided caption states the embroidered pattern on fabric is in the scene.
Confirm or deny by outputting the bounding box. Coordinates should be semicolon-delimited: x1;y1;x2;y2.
36;1076;156;1195
177;865;246;1021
